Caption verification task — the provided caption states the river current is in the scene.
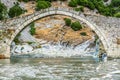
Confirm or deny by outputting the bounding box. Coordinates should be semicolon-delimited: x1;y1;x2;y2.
0;57;120;80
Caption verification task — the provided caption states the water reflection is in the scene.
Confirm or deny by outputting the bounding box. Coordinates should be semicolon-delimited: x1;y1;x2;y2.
0;57;120;80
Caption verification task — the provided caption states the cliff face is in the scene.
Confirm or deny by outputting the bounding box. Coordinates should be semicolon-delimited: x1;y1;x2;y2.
34;15;94;47
35;26;93;47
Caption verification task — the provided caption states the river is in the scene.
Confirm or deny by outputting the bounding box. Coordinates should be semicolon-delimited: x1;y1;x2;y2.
0;57;120;80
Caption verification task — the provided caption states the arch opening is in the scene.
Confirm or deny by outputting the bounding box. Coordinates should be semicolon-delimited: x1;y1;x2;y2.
9;10;108;58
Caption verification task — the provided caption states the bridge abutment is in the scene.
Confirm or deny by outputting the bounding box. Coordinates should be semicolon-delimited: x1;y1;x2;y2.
0;43;10;58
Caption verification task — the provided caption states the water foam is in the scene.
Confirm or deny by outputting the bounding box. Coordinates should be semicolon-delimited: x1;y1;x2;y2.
23;40;94;58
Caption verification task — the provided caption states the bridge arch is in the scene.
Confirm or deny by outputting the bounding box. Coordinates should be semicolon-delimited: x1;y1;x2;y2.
8;7;109;56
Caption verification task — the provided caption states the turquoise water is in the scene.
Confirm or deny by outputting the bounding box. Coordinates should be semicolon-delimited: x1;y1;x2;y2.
0;57;120;80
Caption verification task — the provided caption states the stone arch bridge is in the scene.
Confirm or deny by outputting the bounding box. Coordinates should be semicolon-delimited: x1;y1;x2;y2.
0;7;120;58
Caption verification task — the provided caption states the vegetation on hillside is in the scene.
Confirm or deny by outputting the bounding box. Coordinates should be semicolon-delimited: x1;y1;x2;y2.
71;21;83;31
74;6;84;12
64;18;71;26
64;18;83;31
8;3;25;18
111;0;120;7
36;0;51;11
80;32;87;36
114;12;120;18
14;33;21;44
18;0;29;2
29;22;36;35
0;1;7;20
0;0;120;20
68;0;120;17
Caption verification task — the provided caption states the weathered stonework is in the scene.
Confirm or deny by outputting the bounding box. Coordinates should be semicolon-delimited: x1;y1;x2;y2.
0;7;120;58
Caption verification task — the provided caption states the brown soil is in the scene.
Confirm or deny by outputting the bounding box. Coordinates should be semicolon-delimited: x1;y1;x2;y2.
117;38;120;44
0;54;6;59
33;15;94;46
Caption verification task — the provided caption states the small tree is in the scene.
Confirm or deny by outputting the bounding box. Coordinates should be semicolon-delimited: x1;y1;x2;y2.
74;6;84;12
71;21;82;31
18;0;29;2
29;22;36;35
87;2;95;10
8;4;24;18
0;2;7;20
111;0;120;7
77;0;88;6
80;32;87;36
64;18;71;26
36;1;51;11
114;12;120;18
14;33;21;44
68;0;77;7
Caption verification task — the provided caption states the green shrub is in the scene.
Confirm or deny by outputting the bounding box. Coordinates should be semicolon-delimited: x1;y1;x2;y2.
74;0;120;17
74;6;84;12
14;33;21;44
94;35;99;43
114;12;120;18
86;2;95;10
111;0;120;7
71;21;82;31
80;32;87;36
0;14;3;20
74;7;80;11
36;0;52;2
23;0;29;2
18;0;29;2
0;2;7;20
29;22;36;35
8;4;24;18
68;0;77;7
77;0;88;6
91;0;113;16
36;1;51;11
28;42;33;44
114;7;120;13
103;0;108;2
64;18;71;26
77;0;95;10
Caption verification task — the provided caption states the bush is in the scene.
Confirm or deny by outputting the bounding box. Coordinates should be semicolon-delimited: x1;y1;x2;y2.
114;12;120;18
36;0;52;2
18;0;29;2
68;0;77;7
8;4;24;18
77;0;95;10
80;32;87;36
86;2;95;10
0;2;7;20
77;0;88;6
71;21;82;31
111;0;120;7
36;1;51;11
74;7;80;12
29;22;36;35
114;7;120;13
103;0;108;2
14;33;21;44
73;0;120;17
74;6;84;12
92;0;114;16
0;14;3;20
64;18;71;26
